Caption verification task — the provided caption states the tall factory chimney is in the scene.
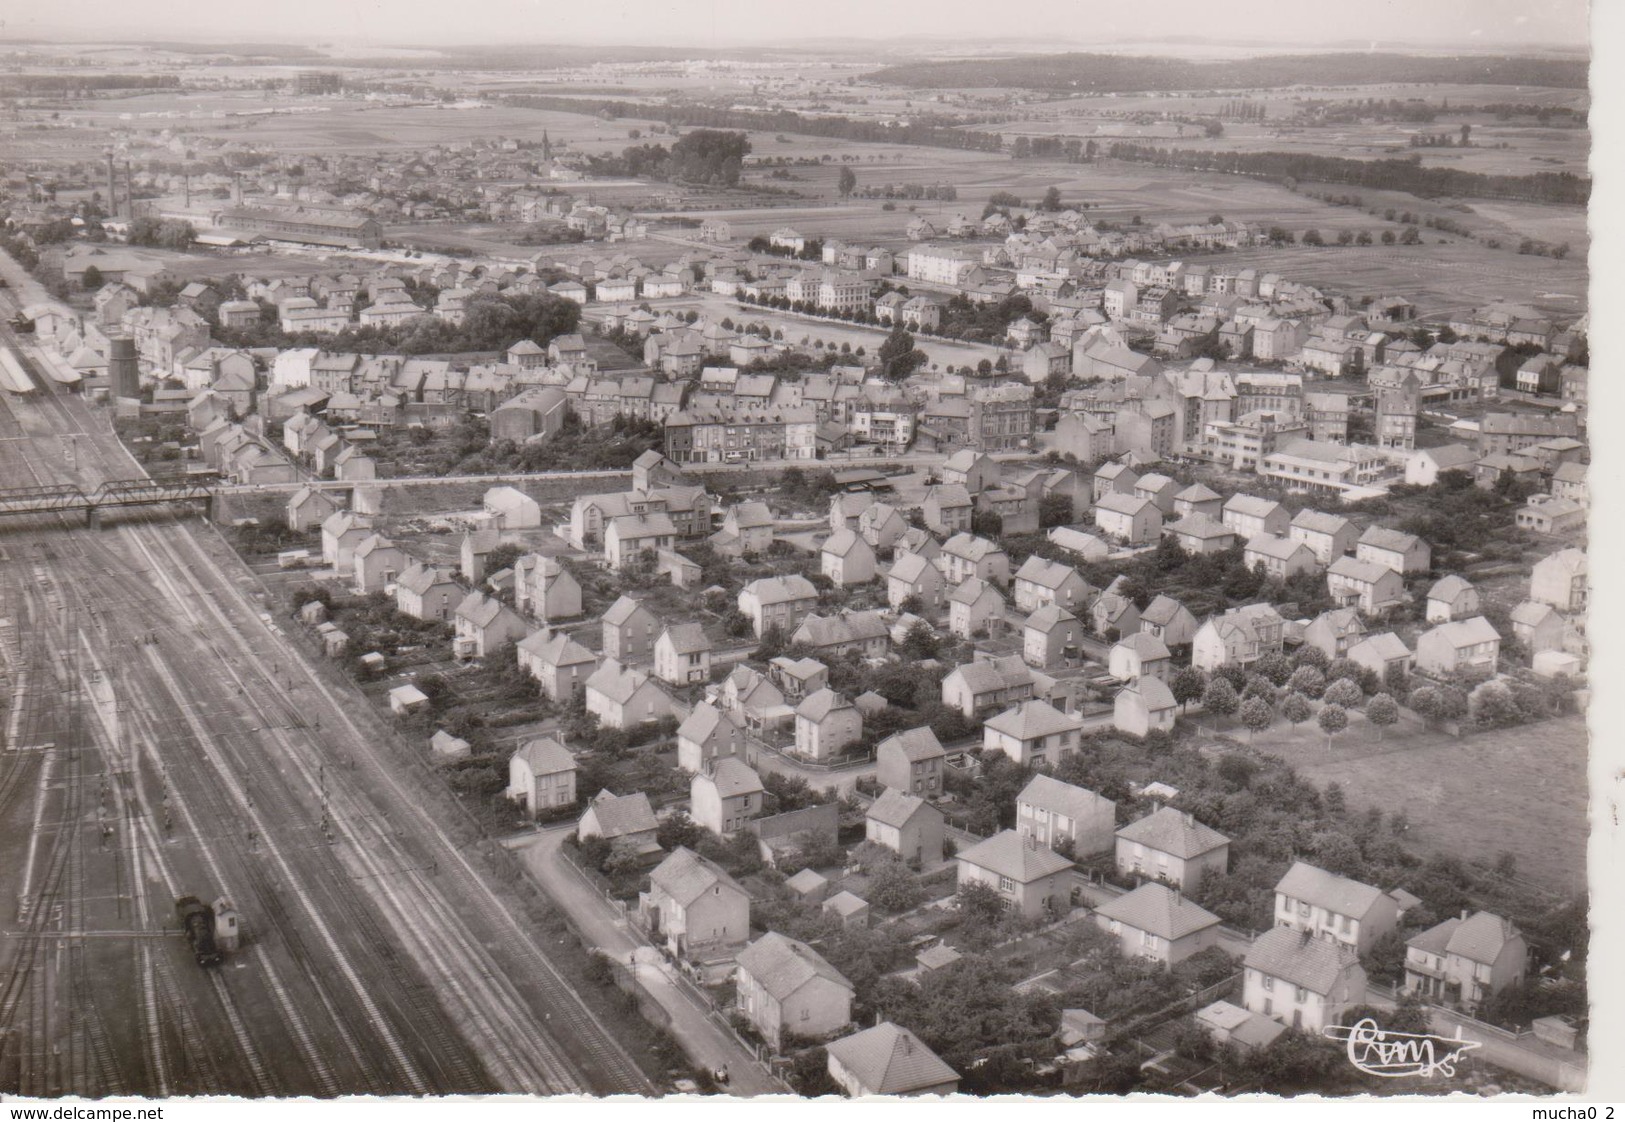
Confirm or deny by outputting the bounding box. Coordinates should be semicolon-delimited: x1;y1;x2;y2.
105;152;118;221
124;161;135;220
109;334;140;402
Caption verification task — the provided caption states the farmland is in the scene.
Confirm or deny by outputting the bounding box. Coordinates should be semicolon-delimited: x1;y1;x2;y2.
1248;715;1590;895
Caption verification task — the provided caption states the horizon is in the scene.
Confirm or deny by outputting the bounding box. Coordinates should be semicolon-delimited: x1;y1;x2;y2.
2;0;1592;54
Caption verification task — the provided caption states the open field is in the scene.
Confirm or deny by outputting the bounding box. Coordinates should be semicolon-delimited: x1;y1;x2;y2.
1180;241;1586;319
1245;715;1589;895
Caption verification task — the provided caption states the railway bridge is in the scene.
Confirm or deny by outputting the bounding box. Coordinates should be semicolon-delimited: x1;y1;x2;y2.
0;478;216;527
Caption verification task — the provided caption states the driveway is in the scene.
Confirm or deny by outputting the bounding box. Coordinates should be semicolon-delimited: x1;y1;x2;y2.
507;826;785;1096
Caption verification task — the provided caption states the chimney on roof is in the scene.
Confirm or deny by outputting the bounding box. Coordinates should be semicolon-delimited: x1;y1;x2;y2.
1183;812;1195;829
1462;908;1470;922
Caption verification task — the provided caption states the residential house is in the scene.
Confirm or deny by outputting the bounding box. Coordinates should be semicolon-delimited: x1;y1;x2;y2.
394;562;461;623
321;511;375;576
941;450;999;493
1094;492;1161;545
1115;806;1230;890
453;592;530;659
718;501;776;557
1415;617;1501;677
921;485;974;535
983;700;1083;768
734;933;854;1051
1139;595;1200;649
1302;608;1366;661
1326;556;1406;615
677;701;747;774
1109;632;1172;683
584;658;673;729
1191;603;1285;672
1347;631;1415;684
739;575;819;638
602;595;660;663
824;1023;959;1098
641;847;750;963
1023;606;1084;669
1094;883;1222;969
605;512;676;571
886;551;947;613
1016;774;1115;856
791;612;889;660
794;690;863;762
875;727;946;798
1426;575;1481;623
286;485;342;533
653;623;713;687
941;655;1036;718
690;758;765;835
483;485;541;530
821;529;877;586
514;556;583;624
517;630;599;703
1222;495;1289;540
1244;534;1321;581
578;790;661;858
1289;510;1358;566
1113;676;1180;737
866;790;946;866
1243;927;1367;1034
1356;526;1431;575
351;534;407;595
956;830;1074;920
858;502;908;551
1510;600;1567;654
937;533;1010;587
505;736;576;816
948;576;1007;640
1403;912;1528;1008
1273;860;1401;955
1530;548;1587;612
1165;514;1236;555
1013;556;1094;615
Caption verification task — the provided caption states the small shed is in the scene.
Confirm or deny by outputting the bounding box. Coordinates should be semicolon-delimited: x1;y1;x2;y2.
786;867;831;903
359;651;386;672
322;629;350;658
212;898;241;952
299;600;329;626
822;890;871;928
430;729;472;763
854;690;888;718
388;683;429;715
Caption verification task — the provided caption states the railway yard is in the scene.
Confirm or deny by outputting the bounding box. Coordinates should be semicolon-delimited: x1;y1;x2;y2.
0;318;650;1097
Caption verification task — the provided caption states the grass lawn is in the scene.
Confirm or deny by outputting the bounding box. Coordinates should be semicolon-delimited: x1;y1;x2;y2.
1242;712;1589;894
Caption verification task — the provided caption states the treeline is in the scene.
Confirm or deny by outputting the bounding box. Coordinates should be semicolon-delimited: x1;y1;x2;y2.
581;129;751;187
214;291;580;356
864;52;1589;92
1104;143;1589;205
0;74;182;94
503;95;1004;153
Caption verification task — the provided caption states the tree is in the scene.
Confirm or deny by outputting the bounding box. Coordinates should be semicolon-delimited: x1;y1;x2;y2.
1170;667;1205;711
955;880;1005;926
1255;651;1294;686
1324;781;1346;815
1041;185;1062;211
837;166;857;198
868;859;926;913
1286;665;1326;700
1293;646;1330;672
877;325;926;381
1201;677;1239;719
1281;691;1313;725
1239;697;1274;741
1326;657;1361;684
1318;704;1348;748
81;264;103;291
1365;693;1400;741
1302;228;1325;246
1322;678;1363;709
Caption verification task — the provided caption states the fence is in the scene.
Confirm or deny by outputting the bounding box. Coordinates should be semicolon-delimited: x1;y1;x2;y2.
1109;974;1243;1045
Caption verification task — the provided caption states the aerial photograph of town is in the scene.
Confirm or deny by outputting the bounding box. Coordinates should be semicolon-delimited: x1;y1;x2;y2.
0;0;1607;1106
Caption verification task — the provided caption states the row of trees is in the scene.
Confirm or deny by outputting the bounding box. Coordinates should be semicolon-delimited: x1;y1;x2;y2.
1104;143;1590;206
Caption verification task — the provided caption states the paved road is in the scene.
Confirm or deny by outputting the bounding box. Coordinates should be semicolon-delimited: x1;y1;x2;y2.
509;826;785;1096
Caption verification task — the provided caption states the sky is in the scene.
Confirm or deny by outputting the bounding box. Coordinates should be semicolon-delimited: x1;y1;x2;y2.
6;0;1593;50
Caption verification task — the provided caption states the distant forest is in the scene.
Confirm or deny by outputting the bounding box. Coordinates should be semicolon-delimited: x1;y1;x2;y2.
0;74;182;94
864;52;1589;92
1103;142;1590;205
502;95;1005;152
